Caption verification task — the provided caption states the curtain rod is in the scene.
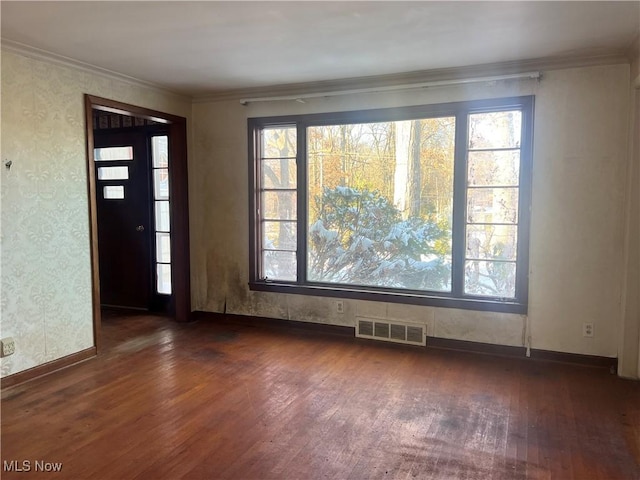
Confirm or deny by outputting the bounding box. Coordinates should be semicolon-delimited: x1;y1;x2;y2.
239;71;542;105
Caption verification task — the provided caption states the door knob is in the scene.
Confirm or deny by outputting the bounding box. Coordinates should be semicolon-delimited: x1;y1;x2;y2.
136;225;145;232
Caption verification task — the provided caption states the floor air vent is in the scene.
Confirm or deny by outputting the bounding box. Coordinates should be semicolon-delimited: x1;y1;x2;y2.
356;318;426;346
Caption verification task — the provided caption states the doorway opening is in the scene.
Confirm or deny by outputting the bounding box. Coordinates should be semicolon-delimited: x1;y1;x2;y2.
85;95;190;352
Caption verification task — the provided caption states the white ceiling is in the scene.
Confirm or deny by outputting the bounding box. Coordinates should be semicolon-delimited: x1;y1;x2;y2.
1;1;639;96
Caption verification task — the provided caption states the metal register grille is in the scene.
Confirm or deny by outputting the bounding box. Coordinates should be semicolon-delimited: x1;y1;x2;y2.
357;318;426;346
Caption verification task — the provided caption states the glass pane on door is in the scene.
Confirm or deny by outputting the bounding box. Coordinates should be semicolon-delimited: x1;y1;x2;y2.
94;146;133;161
157;264;172;294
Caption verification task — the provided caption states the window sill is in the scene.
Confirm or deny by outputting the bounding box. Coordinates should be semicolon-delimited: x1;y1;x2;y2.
249;281;527;314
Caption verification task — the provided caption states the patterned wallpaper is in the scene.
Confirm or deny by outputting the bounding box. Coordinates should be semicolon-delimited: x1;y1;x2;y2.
0;50;191;377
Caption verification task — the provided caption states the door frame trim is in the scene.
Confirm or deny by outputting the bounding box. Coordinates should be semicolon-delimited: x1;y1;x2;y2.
85;95;191;352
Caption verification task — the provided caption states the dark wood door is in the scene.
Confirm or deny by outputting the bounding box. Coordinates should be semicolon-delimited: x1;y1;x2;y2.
94;131;152;309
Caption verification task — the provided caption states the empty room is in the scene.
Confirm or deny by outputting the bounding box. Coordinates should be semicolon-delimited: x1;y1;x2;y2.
1;1;639;479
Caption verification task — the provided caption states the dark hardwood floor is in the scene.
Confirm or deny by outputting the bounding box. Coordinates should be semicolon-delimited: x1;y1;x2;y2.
1;311;639;479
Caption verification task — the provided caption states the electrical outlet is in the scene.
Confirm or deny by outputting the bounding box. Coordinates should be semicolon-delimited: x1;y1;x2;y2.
583;323;594;338
1;337;16;357
336;300;344;314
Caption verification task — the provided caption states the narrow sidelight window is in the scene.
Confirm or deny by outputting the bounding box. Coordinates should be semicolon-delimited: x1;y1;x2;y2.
258;126;297;281
151;135;172;295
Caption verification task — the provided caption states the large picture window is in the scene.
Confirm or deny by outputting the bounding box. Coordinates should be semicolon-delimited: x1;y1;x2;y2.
249;96;533;313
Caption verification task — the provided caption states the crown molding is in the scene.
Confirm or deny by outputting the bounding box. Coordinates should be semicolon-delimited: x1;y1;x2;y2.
193;51;630;104
1;38;629;105
0;39;192;102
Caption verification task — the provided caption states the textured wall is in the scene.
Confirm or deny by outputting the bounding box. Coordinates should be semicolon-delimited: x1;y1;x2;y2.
0;50;191;377
527;65;629;357
618;50;640;378
191;64;631;357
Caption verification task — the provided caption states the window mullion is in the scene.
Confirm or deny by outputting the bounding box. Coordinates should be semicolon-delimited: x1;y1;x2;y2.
514;98;534;303
250;126;262;282
296;123;307;284
451;111;469;297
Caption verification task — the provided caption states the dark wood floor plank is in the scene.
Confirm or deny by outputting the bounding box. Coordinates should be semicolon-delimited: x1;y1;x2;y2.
1;312;639;479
